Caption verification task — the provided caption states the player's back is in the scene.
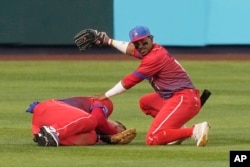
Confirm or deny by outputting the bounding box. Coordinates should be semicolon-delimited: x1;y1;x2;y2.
59;97;92;113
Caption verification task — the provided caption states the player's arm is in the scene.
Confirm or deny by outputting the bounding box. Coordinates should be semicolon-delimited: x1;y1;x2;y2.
92;72;143;100
91;108;119;135
101;32;135;56
108;39;135;56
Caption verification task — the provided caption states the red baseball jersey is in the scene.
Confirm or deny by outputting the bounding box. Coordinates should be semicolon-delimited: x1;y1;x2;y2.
58;97;117;135
59;97;113;117
122;44;195;99
31;97;117;140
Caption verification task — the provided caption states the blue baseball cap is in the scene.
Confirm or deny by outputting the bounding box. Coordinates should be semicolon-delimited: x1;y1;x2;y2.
129;26;151;42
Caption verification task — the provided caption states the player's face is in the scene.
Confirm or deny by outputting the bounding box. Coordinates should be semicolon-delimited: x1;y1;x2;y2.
133;36;153;56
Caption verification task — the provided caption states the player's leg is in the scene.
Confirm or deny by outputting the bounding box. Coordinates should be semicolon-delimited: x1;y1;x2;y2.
60;130;98;146
139;92;164;117
33;99;97;146
145;89;208;146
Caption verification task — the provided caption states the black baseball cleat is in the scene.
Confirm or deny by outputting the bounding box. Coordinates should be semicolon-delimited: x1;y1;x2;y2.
34;133;47;146
39;126;59;147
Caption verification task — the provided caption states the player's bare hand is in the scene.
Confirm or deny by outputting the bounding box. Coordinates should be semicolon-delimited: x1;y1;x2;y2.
90;94;107;100
95;32;110;46
102;32;111;45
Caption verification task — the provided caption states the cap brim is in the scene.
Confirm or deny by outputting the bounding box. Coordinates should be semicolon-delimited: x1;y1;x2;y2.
130;36;148;43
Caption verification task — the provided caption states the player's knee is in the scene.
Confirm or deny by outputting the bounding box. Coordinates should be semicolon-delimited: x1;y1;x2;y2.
139;98;150;115
145;138;154;145
145;134;159;145
139;106;157;117
139;97;144;109
139;96;147;107
145;138;159;145
141;109;151;115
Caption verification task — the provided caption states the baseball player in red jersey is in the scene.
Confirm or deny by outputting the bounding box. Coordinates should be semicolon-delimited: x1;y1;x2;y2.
26;96;136;146
92;26;210;146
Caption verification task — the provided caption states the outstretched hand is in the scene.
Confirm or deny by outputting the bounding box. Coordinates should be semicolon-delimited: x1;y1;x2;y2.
90;94;107;100
94;32;110;46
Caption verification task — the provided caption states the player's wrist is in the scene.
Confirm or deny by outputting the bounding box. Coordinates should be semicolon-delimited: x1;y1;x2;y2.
108;39;113;45
108;39;129;54
105;81;126;98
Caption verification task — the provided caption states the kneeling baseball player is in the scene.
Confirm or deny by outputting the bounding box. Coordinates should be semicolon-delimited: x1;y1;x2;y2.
73;26;212;147
26;96;136;147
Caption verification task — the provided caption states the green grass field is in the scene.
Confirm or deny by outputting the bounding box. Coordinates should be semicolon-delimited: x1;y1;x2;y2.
0;59;249;167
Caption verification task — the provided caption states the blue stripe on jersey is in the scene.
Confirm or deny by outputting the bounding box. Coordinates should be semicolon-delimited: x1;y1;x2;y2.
133;71;151;81
90;104;108;117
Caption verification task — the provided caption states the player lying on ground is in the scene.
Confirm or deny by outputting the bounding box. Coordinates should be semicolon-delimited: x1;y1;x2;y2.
74;26;211;147
26;96;136;147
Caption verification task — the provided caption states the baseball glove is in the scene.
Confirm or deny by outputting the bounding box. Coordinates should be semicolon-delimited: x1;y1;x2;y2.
110;128;137;144
74;29;105;52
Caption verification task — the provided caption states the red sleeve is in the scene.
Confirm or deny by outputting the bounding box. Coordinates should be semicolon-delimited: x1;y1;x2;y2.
122;73;143;89
91;108;118;135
